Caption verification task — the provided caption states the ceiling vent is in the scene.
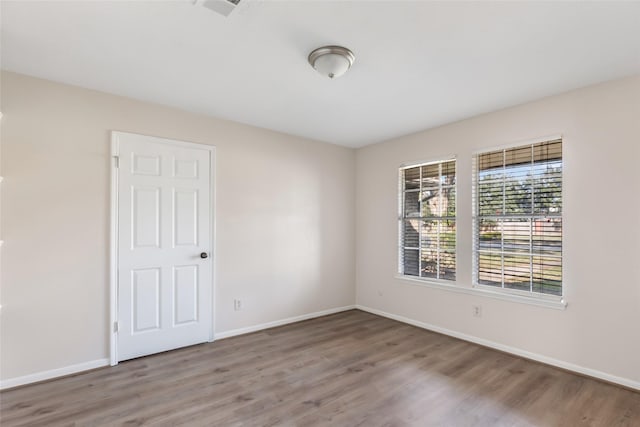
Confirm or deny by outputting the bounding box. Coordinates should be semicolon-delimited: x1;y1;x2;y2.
196;0;241;17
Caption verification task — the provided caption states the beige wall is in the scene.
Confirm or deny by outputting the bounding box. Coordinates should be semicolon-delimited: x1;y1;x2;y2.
356;75;640;385
0;71;356;381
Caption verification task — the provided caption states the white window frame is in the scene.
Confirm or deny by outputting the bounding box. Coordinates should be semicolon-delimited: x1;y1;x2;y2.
471;135;565;306
398;157;457;284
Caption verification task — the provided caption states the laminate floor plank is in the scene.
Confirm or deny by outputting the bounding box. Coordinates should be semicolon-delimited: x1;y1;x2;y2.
1;310;638;426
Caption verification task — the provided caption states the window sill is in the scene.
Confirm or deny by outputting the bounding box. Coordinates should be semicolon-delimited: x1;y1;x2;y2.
395;275;567;310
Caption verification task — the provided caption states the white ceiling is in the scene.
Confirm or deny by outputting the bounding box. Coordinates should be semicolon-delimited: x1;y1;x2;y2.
2;1;640;148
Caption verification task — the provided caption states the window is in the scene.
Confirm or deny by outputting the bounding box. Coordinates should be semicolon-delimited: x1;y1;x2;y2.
473;139;562;296
399;159;456;281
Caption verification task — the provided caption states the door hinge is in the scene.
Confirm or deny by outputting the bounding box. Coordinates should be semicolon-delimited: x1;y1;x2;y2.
114;321;119;333
113;156;119;168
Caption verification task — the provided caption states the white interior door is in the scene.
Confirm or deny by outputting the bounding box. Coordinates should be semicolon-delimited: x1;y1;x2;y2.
113;132;214;362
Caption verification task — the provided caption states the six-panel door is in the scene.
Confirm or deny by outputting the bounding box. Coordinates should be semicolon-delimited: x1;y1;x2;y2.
115;132;212;362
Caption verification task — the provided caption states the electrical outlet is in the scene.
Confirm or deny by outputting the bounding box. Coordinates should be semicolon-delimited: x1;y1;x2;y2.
472;305;482;318
234;299;242;311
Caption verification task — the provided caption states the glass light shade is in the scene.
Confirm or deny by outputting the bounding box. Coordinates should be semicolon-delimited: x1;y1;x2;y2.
313;53;351;79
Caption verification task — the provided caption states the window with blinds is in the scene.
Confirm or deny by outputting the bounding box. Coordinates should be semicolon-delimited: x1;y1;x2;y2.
400;160;456;281
473;139;562;296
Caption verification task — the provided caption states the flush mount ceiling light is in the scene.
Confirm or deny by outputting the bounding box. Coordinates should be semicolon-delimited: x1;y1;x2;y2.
308;46;355;79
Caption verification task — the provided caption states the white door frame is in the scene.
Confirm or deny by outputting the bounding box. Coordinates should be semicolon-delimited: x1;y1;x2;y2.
109;131;217;366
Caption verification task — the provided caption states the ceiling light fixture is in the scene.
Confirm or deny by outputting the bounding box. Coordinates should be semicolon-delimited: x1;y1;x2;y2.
308;46;355;79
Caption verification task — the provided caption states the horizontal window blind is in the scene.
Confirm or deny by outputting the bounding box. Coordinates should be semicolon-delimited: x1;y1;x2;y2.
473;139;562;296
400;160;456;281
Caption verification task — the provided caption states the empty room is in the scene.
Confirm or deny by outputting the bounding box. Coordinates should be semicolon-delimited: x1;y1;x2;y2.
1;1;639;426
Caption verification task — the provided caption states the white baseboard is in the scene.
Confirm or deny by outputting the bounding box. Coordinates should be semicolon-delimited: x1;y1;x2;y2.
355;305;640;391
0;358;110;391
215;305;356;339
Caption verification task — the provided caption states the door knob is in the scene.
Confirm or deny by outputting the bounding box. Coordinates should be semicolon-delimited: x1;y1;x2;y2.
200;252;209;259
